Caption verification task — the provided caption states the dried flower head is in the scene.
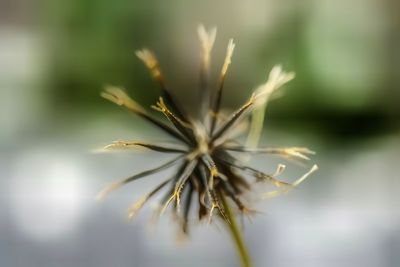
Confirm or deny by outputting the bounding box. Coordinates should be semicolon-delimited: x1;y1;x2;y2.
98;25;318;238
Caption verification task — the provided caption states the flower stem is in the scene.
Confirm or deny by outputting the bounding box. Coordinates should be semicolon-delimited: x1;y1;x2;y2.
220;195;253;267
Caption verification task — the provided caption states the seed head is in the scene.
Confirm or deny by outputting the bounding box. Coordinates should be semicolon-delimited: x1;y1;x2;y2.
98;25;318;235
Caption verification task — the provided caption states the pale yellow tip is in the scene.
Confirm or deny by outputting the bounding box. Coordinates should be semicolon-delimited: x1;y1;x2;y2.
221;38;235;77
101;86;144;113
285;147;316;160
135;49;158;69
101;141;140;151
96;181;123;201
253;65;296;107
101;86;125;106
127;197;147;220
262;190;282;199
197;24;217;51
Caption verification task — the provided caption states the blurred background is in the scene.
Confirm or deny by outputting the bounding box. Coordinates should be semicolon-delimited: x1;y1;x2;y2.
1;0;399;266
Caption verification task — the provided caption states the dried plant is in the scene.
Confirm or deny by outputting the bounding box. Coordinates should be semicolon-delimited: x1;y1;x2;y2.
97;25;318;267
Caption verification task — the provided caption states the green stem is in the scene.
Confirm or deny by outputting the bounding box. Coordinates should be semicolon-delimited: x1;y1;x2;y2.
220;195;253;267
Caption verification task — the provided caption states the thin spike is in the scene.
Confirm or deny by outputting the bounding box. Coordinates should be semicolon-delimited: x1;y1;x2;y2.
101;86;187;143
262;164;318;198
153;164;187;217
161;160;198;213
208;194;227;224
210;39;235;135
127;179;170;219
223;146;316;161
213;189;230;224
212;95;255;142
181;183;194;234
102;141;187;153
215;152;291;188
220;180;249;213
192;169;208;220
198;24;217;119
212;66;295;144
247;66;295;149
174;160;198;209
210;110;250;140
152;97;194;142
254;172;292;188
97;155;184;201
216;161;251;193
220;39;235;79
136;48;189;122
198;165;213;205
198;164;229;224
292;164;319;187
200;153;218;189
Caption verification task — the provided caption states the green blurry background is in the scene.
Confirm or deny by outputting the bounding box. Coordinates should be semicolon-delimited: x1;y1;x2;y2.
1;0;399;267
2;0;399;139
